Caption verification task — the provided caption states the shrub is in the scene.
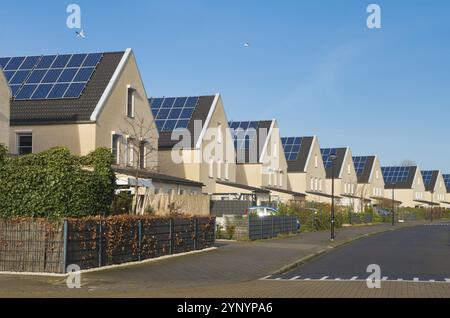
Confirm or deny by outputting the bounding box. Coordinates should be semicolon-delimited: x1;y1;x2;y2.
0;147;116;218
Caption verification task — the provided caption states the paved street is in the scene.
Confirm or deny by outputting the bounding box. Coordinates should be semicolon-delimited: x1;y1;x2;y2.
0;220;449;298
268;223;450;283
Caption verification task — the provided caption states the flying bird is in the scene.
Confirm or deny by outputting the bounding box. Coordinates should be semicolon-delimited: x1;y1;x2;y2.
75;29;86;39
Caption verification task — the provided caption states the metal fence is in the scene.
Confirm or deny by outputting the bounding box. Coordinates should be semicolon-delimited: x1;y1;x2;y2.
0;217;215;274
248;216;298;240
217;215;298;241
210;200;252;216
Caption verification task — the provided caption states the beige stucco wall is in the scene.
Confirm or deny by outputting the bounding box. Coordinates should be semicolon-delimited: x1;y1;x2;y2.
384;168;426;207
199;96;237;194
236;163;262;188
96;51;158;169
304;136;327;194
355;156;385;207
286;137;327;203
424;172;447;204
157;95;237;194
260;121;288;190
158;148;202;187
0;69;10;147
9;123;96;155
8;50;158;164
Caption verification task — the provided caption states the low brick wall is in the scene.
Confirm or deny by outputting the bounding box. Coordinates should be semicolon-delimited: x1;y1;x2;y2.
0;216;215;274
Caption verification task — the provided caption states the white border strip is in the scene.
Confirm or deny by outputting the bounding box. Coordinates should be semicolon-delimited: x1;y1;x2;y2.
0;247;217;278
90;48;132;121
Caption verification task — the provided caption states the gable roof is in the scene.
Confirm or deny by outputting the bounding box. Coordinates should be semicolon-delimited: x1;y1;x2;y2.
321;147;347;179
228;120;273;164
421;170;439;192
353;155;376;183
149;95;217;150
282;136;314;173
3;51;127;125
443;174;450;193
381;166;418;189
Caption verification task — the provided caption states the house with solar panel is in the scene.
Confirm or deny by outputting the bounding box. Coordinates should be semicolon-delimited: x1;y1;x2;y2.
149;94;238;194
320;147;358;208
442;174;450;207
228;119;294;203
421;170;446;207
381;166;426;208
352;155;385;211
1;49;158;170
0;68;10;147
281;136;328;202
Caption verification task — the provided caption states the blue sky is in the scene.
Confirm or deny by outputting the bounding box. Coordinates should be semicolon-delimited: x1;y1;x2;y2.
1;1;450;171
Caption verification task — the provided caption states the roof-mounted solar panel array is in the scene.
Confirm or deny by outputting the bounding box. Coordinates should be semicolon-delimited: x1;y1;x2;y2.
321;148;338;169
0;53;103;100
420;170;434;186
281;137;303;161
353;156;369;176
229;121;260;150
381;166;411;184
149;96;199;132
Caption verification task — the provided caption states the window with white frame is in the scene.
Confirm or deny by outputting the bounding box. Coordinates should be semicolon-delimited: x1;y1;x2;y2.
209;158;214;178
224;161;229;180
217;123;222;144
347;163;351;174
126;86;135;118
112;134;121;164
217;160;222;179
319;179;322;192
17;132;33;155
127;138;134;166
310;177;314;190
315;155;318;168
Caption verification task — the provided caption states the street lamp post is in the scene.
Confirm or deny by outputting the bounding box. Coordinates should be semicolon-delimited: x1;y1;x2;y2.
330;154;337;241
391;183;396;226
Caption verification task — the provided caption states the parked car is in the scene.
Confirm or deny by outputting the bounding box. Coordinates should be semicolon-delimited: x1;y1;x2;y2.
245;206;278;217
245;206;301;232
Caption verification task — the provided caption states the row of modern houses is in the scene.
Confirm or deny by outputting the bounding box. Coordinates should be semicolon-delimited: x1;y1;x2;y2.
0;49;449;213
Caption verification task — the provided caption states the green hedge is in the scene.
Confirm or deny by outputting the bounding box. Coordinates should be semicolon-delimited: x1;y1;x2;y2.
0;146;116;218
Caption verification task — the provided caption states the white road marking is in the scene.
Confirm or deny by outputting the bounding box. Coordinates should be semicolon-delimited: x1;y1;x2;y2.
429;279;435;282
304;278;311;280
382;276;388;281
445;278;450;282
335;278;341;280
320;276;329;280
350;276;358;280
413;278;419;282
290;276;301;280
275;277;281;280
397;278;403;281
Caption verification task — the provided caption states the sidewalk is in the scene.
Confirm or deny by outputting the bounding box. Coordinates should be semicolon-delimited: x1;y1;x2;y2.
0;220;434;297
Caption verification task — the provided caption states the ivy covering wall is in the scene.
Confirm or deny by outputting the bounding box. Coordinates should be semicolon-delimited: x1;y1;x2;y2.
0;146;116;218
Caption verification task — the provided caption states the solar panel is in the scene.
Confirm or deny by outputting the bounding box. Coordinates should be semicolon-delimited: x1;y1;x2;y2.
281;137;303;161
353;156;369;176
149;96;199;132
228;121;261;150
420;171;434;186
443;174;450;190
0;53;103;100
381;166;411;184
321;148;338;169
